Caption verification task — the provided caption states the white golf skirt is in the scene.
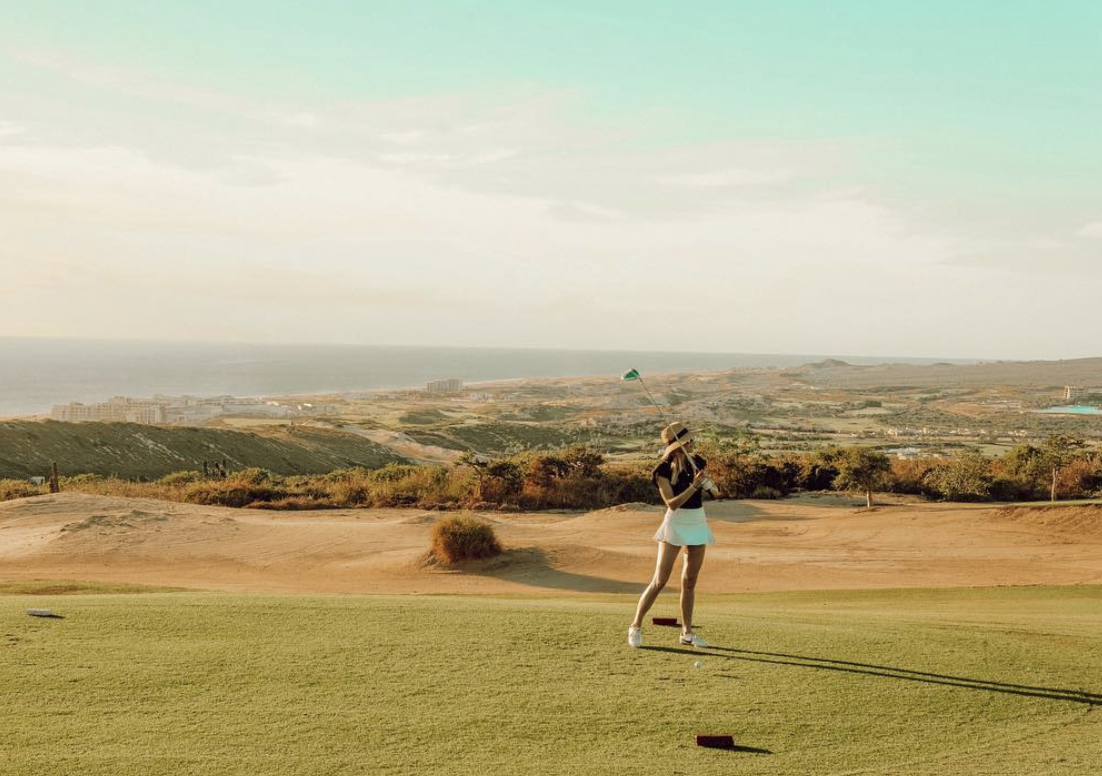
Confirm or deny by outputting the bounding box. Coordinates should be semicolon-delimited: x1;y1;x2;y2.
653;507;715;547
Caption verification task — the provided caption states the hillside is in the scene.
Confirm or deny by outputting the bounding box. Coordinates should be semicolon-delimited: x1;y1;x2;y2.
0;421;408;480
785;355;1102;389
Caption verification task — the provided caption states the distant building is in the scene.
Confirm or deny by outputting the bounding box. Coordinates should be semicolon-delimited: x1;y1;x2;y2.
1064;385;1102;403
425;378;464;394
887;447;921;459
48;394;335;425
50;397;167;424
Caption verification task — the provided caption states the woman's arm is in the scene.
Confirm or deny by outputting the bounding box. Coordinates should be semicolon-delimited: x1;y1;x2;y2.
656;470;709;510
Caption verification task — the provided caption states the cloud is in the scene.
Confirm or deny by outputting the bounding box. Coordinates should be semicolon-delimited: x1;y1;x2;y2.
6;47;1098;357
653;167;795;188
0;120;24;138
1078;221;1102;239
545;201;624;223
10;48;244;113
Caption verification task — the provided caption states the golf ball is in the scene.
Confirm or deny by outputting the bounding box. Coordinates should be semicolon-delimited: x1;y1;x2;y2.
693;660;703;670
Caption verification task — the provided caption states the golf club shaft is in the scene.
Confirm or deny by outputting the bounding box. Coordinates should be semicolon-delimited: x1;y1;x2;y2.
632;372;713;492
636;376;669;424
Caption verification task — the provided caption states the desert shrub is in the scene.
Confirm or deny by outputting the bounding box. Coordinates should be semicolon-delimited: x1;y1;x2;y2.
695;437;797;498
1054;458;1102;500
589;466;656;506
323;467;371;481
0;479;44;501
525;454;571;487
59;473;105;488
158;470;205;486
716;456;788;498
326;478;371;506
751;486;783;500
368;463;421;483
515;447;628;509
429;515;502;563
457;454;524;504
367;465;458;507
249;496;337;510
182;482;283;508
182;468;287;508
229;467;276;486
560;445;605;477
478;460;523;502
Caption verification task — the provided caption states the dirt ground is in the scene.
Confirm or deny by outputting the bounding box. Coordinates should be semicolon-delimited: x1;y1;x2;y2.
2;493;1101;595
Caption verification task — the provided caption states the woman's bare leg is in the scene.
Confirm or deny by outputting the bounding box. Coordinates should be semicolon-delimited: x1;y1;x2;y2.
630;542;680;628
679;545;707;635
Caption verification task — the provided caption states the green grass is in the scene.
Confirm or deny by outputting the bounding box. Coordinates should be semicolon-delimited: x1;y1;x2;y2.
2;587;1100;775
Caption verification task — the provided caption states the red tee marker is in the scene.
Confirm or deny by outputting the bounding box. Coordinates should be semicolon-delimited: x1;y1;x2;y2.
696;735;735;749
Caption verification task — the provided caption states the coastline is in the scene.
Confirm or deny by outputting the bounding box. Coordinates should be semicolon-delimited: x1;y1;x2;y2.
0;338;973;417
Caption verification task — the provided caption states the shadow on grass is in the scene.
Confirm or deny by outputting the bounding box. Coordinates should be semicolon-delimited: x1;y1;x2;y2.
655;643;1102;706
454;548;643;593
697;742;773;754
729;745;772;754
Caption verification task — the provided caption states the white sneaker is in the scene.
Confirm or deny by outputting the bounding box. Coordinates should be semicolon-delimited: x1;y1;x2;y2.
627;626;642;648
679;632;708;648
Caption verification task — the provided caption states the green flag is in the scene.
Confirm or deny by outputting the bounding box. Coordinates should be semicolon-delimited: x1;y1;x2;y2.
621;368;641;381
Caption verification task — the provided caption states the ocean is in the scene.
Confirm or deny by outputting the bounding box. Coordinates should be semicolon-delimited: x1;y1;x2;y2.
0;337;963;417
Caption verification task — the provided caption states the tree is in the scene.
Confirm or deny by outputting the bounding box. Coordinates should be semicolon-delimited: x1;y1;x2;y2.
695;434;765;498
561;445;605;478
457;452;523;502
1040;435;1086;502
1000;444;1047;498
927;451;992;502
833;447;891;508
802;445;842;490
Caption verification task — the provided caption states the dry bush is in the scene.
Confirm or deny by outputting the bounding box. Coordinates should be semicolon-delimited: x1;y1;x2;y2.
1055;458;1102;500
158;470;205;486
182;468;287;508
366;465;468;508
428;514;502;563
0;479;45;501
751;486;783;499
519;466;655;510
249;496;337;510
888;458;938;496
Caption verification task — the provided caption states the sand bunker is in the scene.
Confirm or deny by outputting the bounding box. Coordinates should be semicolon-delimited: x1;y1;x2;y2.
1;494;1100;594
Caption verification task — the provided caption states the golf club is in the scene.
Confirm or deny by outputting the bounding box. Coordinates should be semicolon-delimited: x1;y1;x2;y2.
621;368;717;496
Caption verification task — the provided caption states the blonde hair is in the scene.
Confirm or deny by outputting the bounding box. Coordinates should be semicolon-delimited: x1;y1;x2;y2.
668;447;688;485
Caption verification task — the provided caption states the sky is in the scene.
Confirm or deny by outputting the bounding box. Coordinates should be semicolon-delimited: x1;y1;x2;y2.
1;1;1100;360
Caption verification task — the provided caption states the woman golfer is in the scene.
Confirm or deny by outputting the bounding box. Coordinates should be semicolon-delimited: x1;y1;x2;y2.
628;421;716;649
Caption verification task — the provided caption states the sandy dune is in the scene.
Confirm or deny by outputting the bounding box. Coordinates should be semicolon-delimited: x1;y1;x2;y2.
1;494;1101;595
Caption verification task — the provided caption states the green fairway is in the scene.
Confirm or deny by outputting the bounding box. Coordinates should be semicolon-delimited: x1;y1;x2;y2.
2;587;1100;775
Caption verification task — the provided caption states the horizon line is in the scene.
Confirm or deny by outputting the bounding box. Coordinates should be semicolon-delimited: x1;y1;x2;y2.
0;334;993;364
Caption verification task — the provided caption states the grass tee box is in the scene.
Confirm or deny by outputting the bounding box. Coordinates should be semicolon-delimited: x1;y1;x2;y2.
1;587;1101;776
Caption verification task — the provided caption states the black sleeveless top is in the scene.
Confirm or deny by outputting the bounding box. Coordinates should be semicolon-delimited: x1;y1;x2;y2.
652;454;707;510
